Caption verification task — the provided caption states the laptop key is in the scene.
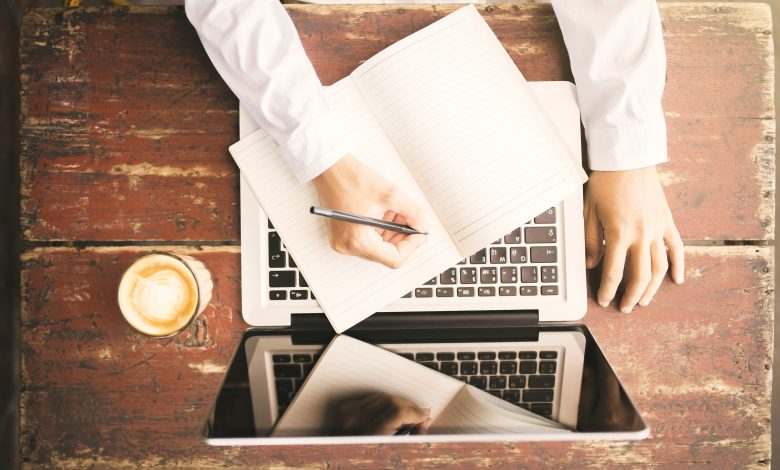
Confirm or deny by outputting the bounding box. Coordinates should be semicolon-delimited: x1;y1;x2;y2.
290;290;308;300
531;246;558;264
540;351;558;359
541;266;558;283
273;364;301;378
503;390;521;403
519;361;537;374
523;389;554;403
520;286;537;296
520;267;538;283
268;252;286;268
459;268;477;284
504;228;522;244
478;287;496;296
541;286;559;295
478;352;496;360
499;361;517;374
415;287;433;298
437;352;455;361
488;390;502;398
268;232;282;253
499;286;517;296
470;248;487;264
530;403;553;417
457;287;475;297
272;354;291;363
519;351;537;360
480;267;497;284
440;268;457;285
529;375;556;389
269;290;287;301
298;273;308;288
292;354;312;363
490;247;507;264
420;362;439;371
539;361;557;374
399;353;414;360
460;362;478;375
269;271;296;287
498;351;517;360
302;363;313;376
489;376;507;389
275;378;293;399
436;287;454;297
415;352;434;361
424;277;437;285
480;361;498;375
457;352;476;360
510;247;528;264
500;267;518;283
469;376;487;389
288;256;297;268
509;375;526;389
402;292;412;298
440;362;458;376
525;226;557;243
534;207;556;224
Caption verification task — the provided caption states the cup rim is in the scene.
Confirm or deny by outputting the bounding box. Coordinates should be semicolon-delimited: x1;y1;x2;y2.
116;251;203;338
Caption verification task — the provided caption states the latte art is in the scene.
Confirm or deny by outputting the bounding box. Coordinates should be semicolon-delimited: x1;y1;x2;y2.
118;253;212;337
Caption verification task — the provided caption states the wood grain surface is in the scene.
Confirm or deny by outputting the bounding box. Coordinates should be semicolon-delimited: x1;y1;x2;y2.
18;4;775;242
17;3;774;469
18;246;772;468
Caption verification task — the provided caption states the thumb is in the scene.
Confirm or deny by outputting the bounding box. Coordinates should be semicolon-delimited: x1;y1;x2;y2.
385;190;428;233
584;209;604;269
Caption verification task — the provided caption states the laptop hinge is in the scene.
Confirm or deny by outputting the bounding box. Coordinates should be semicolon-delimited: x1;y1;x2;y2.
291;310;540;332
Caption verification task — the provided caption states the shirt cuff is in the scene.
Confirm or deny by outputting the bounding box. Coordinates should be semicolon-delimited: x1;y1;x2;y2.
278;109;354;183
585;118;668;171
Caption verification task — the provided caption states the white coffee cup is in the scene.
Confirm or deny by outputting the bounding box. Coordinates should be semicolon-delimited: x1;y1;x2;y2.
117;252;213;337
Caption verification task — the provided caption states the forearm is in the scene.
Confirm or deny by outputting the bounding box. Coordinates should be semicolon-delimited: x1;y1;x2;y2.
185;0;351;181
552;0;667;171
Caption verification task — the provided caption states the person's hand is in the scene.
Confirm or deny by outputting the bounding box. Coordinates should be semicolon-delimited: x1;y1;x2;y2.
312;155;428;269
329;392;431;435
584;166;684;313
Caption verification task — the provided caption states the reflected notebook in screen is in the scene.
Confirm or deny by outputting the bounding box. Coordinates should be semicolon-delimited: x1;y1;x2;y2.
203;315;648;445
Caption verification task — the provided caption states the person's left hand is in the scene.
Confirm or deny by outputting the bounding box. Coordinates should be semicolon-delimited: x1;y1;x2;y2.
584;166;684;313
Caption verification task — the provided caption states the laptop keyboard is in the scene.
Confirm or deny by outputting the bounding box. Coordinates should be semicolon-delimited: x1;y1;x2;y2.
266;207;560;301
271;347;561;421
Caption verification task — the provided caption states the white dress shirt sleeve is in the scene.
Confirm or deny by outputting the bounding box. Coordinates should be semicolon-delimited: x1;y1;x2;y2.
552;0;668;171
185;0;352;182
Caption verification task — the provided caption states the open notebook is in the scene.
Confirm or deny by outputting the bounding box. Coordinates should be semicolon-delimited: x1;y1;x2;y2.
272;335;570;437
229;5;587;333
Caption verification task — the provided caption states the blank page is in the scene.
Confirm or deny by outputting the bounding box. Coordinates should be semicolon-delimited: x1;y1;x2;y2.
352;5;586;256
273;335;464;437
230;79;459;333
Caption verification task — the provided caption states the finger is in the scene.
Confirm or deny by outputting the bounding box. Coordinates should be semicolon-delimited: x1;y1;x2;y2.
384;191;428;233
373;399;429;435
583;208;604;269
619;243;652;313
379;211;398;242
639;241;668;307
665;223;685;284
597;238;628;307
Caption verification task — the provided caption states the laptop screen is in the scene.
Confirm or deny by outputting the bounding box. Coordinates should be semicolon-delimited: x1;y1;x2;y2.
203;322;646;443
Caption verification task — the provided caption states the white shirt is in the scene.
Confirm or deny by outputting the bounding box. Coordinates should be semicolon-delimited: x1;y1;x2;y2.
186;0;667;182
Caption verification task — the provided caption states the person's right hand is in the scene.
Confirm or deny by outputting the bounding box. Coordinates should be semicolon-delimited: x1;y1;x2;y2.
312;155;428;269
329;392;431;435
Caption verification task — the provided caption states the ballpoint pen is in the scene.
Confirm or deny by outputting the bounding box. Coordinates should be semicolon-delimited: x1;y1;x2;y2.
310;206;427;235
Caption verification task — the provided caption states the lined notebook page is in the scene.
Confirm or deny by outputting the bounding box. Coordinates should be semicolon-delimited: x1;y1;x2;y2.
352;5;586;256
272;335;464;437
230;79;460;333
430;385;569;435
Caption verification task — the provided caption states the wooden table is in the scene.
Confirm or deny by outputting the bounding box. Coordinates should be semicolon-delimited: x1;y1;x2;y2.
19;4;774;468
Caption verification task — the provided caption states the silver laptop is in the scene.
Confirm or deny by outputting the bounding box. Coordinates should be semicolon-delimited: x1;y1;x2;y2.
239;82;587;327
201;82;648;444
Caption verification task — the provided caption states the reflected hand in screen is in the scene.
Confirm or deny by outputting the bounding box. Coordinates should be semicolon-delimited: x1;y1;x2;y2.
329;392;431;436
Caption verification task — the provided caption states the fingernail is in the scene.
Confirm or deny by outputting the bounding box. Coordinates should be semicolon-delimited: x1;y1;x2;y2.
598;300;609;308
638;299;649;307
621;306;633;314
586;256;594;268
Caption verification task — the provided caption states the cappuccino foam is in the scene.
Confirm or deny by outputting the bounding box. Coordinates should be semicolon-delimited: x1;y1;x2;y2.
118;254;200;337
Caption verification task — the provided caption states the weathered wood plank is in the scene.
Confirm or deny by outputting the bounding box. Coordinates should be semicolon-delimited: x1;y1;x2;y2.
19;4;774;242
19;246;772;468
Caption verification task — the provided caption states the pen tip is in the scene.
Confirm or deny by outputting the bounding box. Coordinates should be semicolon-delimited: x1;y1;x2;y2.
309;206;315;214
